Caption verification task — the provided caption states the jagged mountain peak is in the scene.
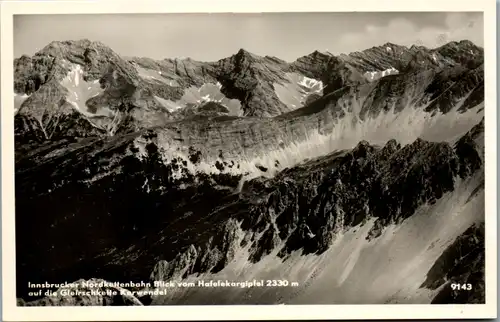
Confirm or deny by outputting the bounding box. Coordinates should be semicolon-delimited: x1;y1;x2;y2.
30;38;137;83
13;37;485;141
382;41;400;47
439;39;482;49
263;55;289;65
373;42;409;51
409;44;426;50
433;39;484;68
234;48;260;60
304;49;333;59
291;50;337;75
359;39;482;55
174;56;196;62
38;39;110;56
436;39;484;55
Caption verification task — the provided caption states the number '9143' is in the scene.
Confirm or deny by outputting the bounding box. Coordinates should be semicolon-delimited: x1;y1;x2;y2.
450;283;472;291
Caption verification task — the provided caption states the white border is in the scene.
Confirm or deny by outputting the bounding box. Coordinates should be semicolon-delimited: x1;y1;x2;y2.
1;0;497;320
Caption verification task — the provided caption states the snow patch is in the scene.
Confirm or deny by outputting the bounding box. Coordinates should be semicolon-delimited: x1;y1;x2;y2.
154;96;183;112
274;73;324;109
60;63;107;116
364;67;399;81
298;76;323;91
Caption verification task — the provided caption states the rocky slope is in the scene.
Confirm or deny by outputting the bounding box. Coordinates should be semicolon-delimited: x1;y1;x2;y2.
14;39;485;305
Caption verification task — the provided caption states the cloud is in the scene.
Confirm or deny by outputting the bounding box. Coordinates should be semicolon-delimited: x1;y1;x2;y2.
334;13;483;54
15;12;484;61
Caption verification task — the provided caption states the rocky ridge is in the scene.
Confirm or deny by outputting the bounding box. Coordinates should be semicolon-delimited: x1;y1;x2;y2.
14;39;484;144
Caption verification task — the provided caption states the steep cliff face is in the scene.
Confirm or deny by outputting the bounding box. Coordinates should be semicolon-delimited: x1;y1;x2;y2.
14;39;485;306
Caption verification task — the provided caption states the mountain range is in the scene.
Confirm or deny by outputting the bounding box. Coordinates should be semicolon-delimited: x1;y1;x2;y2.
14;38;485;306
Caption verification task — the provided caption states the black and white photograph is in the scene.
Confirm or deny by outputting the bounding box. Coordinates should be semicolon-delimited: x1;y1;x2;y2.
1;0;497;320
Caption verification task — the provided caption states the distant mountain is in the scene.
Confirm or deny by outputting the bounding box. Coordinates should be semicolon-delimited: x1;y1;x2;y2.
14;38;485;306
14;39;483;144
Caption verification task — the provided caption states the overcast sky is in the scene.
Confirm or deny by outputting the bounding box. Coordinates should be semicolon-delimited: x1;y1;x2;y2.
14;12;483;62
